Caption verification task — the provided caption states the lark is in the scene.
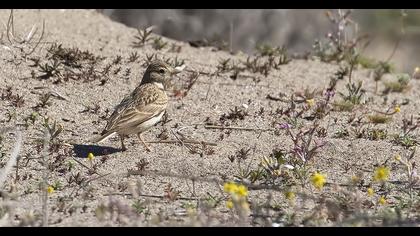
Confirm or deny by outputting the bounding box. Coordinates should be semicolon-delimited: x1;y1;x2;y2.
92;60;177;151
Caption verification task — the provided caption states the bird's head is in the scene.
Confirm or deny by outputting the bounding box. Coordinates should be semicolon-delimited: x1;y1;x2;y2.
140;60;180;89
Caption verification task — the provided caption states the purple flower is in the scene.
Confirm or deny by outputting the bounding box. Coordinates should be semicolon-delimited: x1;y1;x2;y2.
278;123;292;129
314;139;327;148
325;89;335;99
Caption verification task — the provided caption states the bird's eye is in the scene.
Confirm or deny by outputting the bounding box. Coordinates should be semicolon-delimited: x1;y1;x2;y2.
159;69;165;74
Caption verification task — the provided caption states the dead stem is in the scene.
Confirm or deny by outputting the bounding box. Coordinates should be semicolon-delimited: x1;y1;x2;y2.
71;157;106;176
103;192;199;201
204;125;274;132
145;139;217;146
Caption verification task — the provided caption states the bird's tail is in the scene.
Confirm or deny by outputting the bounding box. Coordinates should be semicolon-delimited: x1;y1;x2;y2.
90;131;117;143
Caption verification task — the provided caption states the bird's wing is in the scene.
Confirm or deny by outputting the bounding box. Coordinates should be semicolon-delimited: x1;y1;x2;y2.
103;84;168;133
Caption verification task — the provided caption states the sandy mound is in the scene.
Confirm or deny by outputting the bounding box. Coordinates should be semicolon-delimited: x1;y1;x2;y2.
0;9;419;226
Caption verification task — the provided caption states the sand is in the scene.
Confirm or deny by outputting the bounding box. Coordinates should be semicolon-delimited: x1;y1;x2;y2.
0;9;419;226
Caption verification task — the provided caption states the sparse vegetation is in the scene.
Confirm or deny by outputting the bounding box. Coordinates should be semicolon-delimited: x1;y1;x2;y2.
152;37;168;51
132;26;154;48
367;114;392;124
1;9;420;227
312;9;370;65
383;73;410;94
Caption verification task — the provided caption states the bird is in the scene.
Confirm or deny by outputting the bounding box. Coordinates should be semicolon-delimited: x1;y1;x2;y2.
92;60;178;151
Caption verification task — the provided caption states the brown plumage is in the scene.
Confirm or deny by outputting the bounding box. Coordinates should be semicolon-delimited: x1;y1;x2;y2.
92;60;176;151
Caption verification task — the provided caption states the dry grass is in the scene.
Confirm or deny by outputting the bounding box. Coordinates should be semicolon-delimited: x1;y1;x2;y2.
0;9;420;227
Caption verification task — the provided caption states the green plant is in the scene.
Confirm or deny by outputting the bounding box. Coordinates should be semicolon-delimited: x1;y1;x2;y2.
392;116;419;148
220;106;249;124
166;56;185;68
112;55;122;65
373;61;393;93
394;135;417;148
256;44;283;57
334;128;350;138
313;10;370;64
132;26;154;47
128;51;140;63
34;93;52;109
217;58;231;73
338;81;365;105
169;43;182;53
332;100;355;112
1;87;25;108
132;200;149;215
152;37;168;50
383;74;410;93
230;148;266;183
366;129;388;140
41;117;63;143
37;59;62;79
52;180;62;191
367;114;392;124
23;112;39;128
143;53;158;67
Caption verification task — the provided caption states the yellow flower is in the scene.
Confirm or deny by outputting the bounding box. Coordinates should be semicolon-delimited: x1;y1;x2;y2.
394;106;401;113
394;154;401;162
311;172;327;190
367;187;374;197
306;98;315;108
414;67;420;79
226;200;234;209
373;166;390;182
235;184;248;197
47;186;55;194
223;182;238;194
378;196;387;205
87;152;94;161
224;182;248;198
285;191;296;201
351;175;360;183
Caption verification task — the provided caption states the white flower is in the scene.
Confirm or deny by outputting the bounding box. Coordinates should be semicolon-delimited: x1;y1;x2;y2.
272;223;281;227
283;164;295;170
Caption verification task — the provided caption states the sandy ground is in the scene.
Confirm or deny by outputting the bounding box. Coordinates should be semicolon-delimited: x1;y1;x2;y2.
0;10;419;226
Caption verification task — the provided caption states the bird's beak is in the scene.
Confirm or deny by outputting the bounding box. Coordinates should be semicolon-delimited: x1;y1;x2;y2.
165;65;185;90
171;65;185;76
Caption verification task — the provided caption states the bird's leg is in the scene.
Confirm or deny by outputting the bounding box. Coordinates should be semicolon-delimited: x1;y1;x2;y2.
137;133;151;152
120;135;127;151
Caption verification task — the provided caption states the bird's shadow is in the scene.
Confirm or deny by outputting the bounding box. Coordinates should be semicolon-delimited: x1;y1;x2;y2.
72;144;122;158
